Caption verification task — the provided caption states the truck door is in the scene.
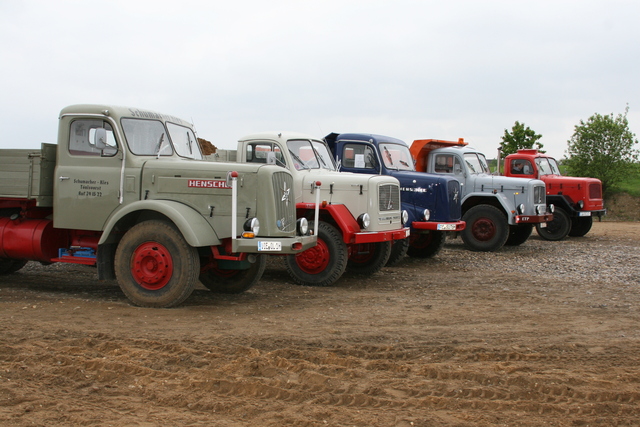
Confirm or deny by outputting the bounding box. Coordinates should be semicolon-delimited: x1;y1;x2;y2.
53;118;124;231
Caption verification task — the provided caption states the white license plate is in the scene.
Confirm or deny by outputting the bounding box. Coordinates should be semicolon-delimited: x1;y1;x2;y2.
258;241;282;251
578;211;592;217
437;223;457;231
539;222;547;228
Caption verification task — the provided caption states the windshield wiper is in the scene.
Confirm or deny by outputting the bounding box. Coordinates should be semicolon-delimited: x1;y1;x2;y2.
155;133;165;157
288;149;309;170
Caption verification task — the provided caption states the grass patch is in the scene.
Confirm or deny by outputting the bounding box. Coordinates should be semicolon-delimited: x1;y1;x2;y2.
611;163;640;197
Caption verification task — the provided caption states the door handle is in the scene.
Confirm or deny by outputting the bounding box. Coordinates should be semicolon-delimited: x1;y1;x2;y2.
59;176;70;181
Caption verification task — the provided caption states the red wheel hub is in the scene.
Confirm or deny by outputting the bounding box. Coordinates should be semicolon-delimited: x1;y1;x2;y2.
131;242;173;290
295;238;330;274
472;218;496;242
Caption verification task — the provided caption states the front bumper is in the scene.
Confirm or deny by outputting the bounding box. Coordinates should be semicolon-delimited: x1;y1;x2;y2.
515;213;553;224
231;234;317;254
412;220;466;232
350;227;410;244
573;209;607;218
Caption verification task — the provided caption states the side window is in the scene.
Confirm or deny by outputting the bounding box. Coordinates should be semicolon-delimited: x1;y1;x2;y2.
511;159;533;175
342;143;376;169
434;154;454;173
69;119;117;156
247;143;286;166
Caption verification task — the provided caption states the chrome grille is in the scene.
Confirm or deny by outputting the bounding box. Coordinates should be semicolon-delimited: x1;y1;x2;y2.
447;180;462;218
272;172;296;232
379;183;400;212
534;185;546;204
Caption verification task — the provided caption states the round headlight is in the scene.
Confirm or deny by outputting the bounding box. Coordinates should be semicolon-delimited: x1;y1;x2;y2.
423;209;430;221
536;205;542;215
577;200;584;209
517;204;525;215
297;217;309;235
243;217;260;235
402;210;409;226
548;204;555;213
358;213;371;229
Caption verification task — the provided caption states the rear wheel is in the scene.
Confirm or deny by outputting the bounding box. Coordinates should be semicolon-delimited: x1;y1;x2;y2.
0;259;28;275
568;216;593;237
115;220;199;308
199;255;266;294
536;207;570;241
386;237;410;266
407;231;446;258
285;221;347;286
461;205;509;252
347;241;392;275
505;224;533;246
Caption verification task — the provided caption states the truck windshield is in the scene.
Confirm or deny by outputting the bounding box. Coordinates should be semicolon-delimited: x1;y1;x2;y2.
122;118;174;156
167;122;203;160
380;143;414;171
287;139;335;170
464;153;490;174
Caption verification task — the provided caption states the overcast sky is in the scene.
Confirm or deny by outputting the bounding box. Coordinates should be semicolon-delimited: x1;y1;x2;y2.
1;0;638;159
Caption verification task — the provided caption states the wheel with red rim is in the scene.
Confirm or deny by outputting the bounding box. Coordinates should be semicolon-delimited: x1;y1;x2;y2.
407;230;446;258
200;255;266;294
461;205;509;252
346;241;391;275
285;221;347;286
115;220;199;307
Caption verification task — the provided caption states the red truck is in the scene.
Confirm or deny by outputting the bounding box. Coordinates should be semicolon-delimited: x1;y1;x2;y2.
501;149;606;240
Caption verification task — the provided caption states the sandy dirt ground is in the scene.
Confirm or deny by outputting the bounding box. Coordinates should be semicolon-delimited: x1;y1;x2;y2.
1;221;639;426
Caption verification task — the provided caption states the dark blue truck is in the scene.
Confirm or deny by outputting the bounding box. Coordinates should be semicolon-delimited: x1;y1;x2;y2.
325;133;465;263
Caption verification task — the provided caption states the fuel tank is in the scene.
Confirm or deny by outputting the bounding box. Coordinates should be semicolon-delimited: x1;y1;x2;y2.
0;217;69;262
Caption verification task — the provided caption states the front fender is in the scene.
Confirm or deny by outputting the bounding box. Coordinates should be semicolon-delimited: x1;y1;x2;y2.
462;193;515;224
99;200;220;247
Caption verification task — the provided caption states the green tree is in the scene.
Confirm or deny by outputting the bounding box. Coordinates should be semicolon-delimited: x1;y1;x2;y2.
499;121;544;156
565;106;639;196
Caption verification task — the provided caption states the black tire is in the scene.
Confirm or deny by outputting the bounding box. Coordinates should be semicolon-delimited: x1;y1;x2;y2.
407;231;446;258
568;216;593;237
285;221;347;286
0;259;28;275
461;205;509;252
199;255;266;294
386;237;410;266
347;241;392;275
505;224;533;246
114;220;199;308
536;207;570;241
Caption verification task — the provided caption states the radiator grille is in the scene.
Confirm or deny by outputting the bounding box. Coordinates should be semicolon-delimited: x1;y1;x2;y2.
447;180;462;218
379;183;400;212
589;183;602;199
534;185;546;204
272;172;296;232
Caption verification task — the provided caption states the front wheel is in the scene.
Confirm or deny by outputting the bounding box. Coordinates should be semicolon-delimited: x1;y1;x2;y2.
199;255;266;294
114;220;199;308
285;221;347;286
568;216;593;237
407;231;446;258
460;205;509;252
505;224;533;246
536;207;570;241
386;237;410;266
347;241;392;275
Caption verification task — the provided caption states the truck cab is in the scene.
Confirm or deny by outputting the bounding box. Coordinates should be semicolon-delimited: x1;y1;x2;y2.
411;138;553;252
503;149;605;240
324;132;465;262
213;131;410;286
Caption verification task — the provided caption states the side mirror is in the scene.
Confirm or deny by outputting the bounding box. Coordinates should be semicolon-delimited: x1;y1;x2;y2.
93;128;108;149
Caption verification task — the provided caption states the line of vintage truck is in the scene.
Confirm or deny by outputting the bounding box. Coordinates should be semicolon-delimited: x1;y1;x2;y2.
0;105;605;307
